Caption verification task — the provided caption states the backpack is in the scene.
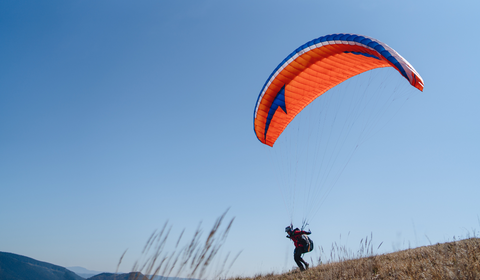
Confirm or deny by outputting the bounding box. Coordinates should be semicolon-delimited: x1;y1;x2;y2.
302;234;314;253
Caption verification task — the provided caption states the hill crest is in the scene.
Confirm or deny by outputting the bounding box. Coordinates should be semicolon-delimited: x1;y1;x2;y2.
0;251;83;280
234;238;480;280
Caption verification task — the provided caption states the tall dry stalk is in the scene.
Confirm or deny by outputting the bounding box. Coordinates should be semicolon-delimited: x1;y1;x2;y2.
117;210;239;280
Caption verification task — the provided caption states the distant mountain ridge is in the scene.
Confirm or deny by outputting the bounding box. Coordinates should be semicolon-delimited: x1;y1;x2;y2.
67;266;105;278
0;251;198;280
81;272;193;280
87;272;148;280
0;251;83;280
66;266;197;280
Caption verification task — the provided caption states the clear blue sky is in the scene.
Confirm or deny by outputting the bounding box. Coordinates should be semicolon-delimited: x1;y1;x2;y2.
1;0;479;277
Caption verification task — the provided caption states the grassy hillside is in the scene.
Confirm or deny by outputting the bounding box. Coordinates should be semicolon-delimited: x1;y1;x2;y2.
231;238;480;280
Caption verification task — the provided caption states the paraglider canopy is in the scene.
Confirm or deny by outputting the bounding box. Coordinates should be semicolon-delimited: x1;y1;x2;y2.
253;33;424;147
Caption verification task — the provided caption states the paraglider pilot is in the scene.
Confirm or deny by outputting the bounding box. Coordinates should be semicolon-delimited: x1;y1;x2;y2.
285;225;313;271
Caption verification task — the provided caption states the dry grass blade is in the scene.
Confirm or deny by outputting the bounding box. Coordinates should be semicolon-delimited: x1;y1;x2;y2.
117;209;238;280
